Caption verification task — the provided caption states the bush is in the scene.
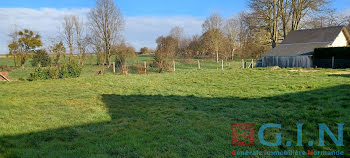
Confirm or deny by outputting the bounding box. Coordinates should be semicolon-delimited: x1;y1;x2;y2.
28;62;82;81
59;62;82;78
31;49;51;67
135;64;146;74
48;67;60;79
29;67;50;81
113;43;136;68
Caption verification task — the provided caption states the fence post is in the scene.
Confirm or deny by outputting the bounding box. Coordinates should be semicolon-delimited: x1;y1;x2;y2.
112;62;116;73
198;60;201;70
251;59;254;69
222;60;224;70
216;51;219;63
332;56;335;69
173;60;176;72
144;61;147;74
242;59;245;69
232;48;235;60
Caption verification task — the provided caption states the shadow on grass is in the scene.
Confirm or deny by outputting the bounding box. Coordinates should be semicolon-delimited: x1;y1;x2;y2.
328;74;350;78
0;85;349;157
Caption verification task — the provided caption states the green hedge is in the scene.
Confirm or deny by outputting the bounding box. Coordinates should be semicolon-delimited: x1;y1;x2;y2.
314;47;350;59
29;62;82;81
31;49;51;67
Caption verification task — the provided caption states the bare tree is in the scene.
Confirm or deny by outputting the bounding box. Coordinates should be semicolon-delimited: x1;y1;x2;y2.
236;11;270;59
291;0;329;30
169;26;184;42
249;0;330;48
279;0;292;38
8;25;20;67
224;17;240;60
249;0;279;48
72;16;88;65
88;0;125;67
169;26;185;56
154;36;178;71
202;13;224;62
200;29;229;61
302;9;350;29
62;15;75;61
202;13;223;33
87;31;105;66
183;35;201;57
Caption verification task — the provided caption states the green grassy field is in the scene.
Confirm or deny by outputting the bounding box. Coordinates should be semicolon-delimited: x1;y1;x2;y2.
0;56;349;157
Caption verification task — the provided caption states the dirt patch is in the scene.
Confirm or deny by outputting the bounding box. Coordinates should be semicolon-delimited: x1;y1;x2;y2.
288;69;319;72
300;69;319;72
0;71;10;81
327;71;350;75
270;66;280;70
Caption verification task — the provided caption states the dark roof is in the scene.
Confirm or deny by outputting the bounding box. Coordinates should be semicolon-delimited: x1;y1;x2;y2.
281;26;344;44
264;42;329;56
264;26;348;57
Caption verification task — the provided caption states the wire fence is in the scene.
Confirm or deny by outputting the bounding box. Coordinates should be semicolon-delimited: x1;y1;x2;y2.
112;57;256;75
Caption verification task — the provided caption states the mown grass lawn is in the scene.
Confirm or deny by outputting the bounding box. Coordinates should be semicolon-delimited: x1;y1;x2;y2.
0;57;349;157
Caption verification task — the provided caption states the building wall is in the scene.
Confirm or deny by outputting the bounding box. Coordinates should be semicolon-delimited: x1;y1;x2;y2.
261;56;313;68
331;31;348;47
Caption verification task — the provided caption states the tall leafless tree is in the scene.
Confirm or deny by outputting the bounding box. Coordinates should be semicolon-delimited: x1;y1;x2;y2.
8;25;20;67
169;26;184;42
224;17;240;60
249;0;279;48
290;0;329;30
202;13;224;62
88;0;125;67
62;15;75;61
202;13;223;33
169;26;186;55
249;0;330;48
72;16;87;65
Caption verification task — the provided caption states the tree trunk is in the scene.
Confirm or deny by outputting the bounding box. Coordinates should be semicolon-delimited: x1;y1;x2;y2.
231;48;235;61
21;58;25;69
69;42;73;62
283;25;287;39
13;57;17;67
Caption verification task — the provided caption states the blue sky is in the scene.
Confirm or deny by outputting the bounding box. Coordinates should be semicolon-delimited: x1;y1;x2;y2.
0;0;349;16
0;0;248;17
0;0;349;54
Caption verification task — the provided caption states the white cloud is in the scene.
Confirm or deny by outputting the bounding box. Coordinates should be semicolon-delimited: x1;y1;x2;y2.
340;8;350;16
0;8;90;54
125;16;203;50
0;8;203;54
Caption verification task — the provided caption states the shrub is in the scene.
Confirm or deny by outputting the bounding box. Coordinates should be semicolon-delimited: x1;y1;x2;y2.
121;65;128;75
154;36;177;72
48;67;60;79
29;67;50;81
113;43;136;68
135;64;146;74
61;62;82;78
0;65;9;71
31;49;51;67
28;62;82;81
